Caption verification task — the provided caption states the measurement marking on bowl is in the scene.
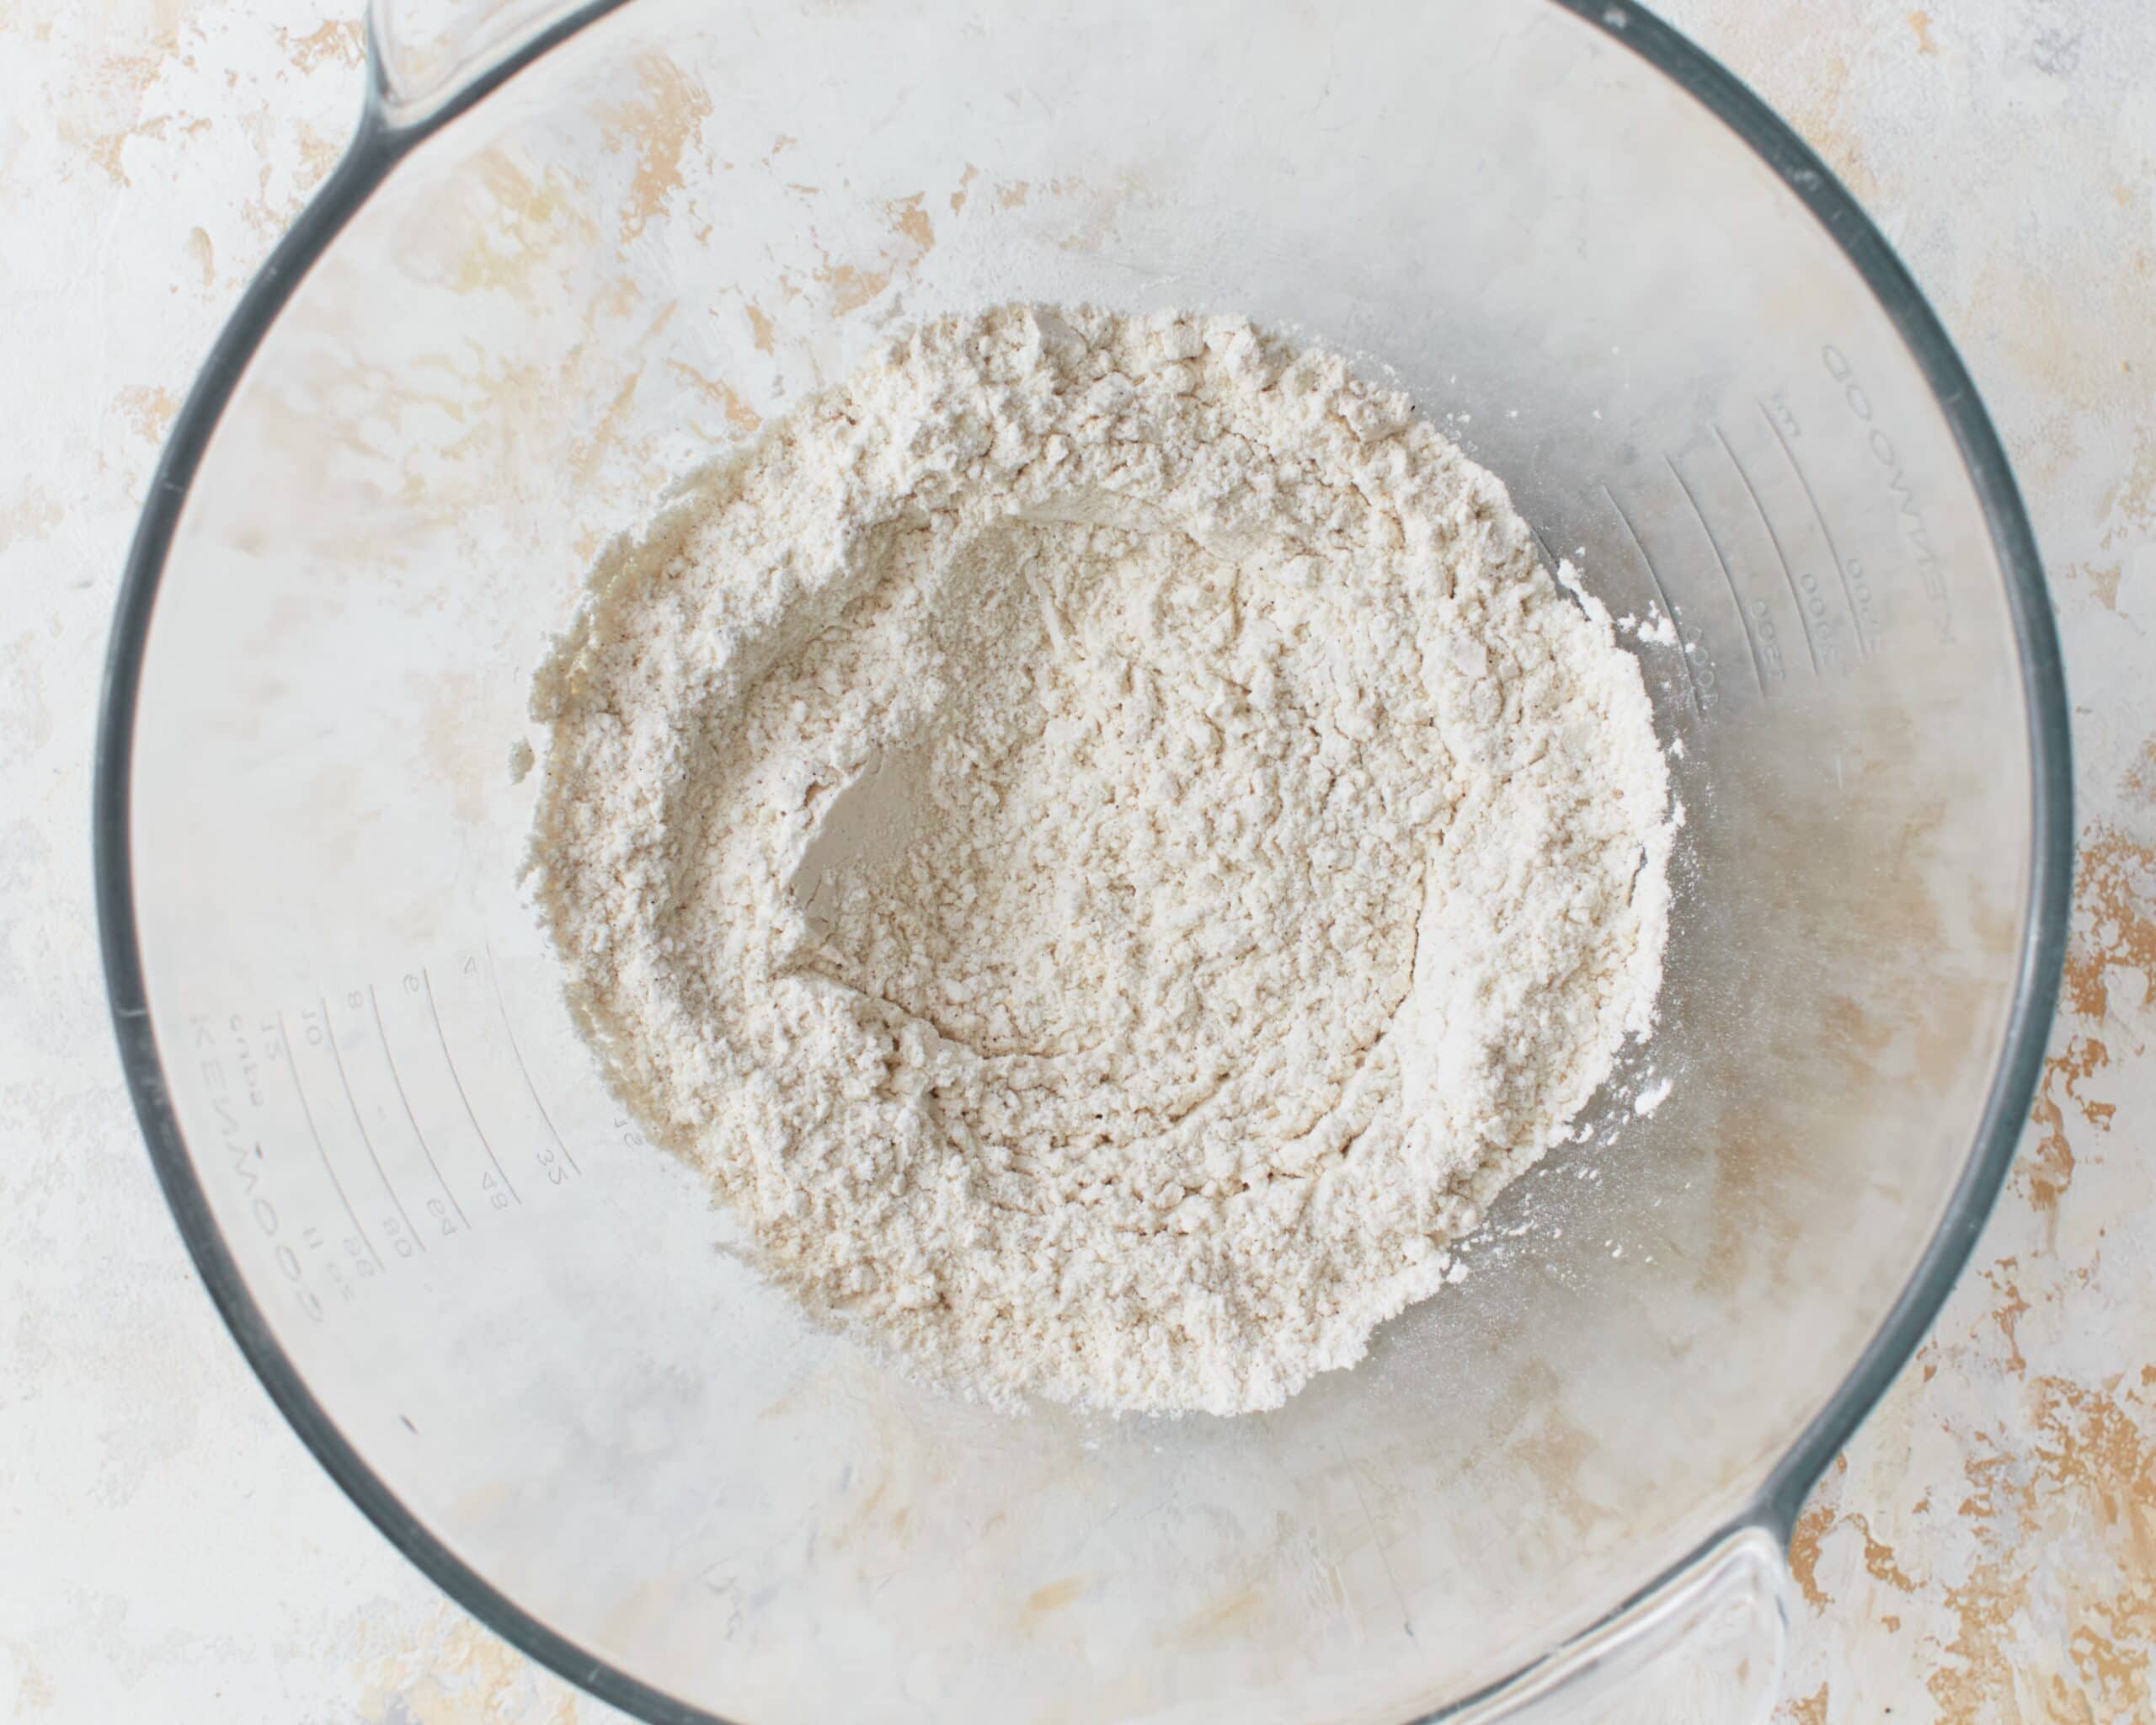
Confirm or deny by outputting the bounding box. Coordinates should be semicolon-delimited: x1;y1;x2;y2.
1822;343;1956;644
276;1008;384;1270
1663;455;1770;697
1599;483;1705;718
483;944;582;1178
423;968;520;1205
1712;423;1820;676
319;996;426;1253
370;985;471;1231
1755;400;1876;660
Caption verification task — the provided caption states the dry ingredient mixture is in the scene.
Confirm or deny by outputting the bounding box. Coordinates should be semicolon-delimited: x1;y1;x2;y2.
528;305;1672;1417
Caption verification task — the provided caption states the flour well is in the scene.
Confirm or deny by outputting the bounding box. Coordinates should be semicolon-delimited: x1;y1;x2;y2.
529;304;1672;1417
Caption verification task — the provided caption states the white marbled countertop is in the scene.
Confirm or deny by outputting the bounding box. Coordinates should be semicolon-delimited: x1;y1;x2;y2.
3;1;2153;1719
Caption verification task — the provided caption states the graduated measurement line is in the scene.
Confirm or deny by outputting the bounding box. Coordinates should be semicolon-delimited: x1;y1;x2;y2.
1757;400;1873;660
1527;522;1594;621
1713;423;1819;676
1599;483;1705;717
1663;454;1769;697
320;996;425;1251
483;943;582;1176
423;968;520;1204
277;1009;383;1270
370;985;470;1229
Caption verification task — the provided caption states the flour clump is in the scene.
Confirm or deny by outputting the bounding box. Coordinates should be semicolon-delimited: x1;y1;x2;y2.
529;304;1672;1416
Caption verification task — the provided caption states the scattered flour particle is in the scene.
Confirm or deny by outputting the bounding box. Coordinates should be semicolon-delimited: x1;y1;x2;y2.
1635;609;1679;648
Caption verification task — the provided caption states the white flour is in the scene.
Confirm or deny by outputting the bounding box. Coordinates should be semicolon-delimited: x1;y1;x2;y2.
529;305;1672;1416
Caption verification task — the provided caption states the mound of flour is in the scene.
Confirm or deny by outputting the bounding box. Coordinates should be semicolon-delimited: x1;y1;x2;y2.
529;304;1671;1416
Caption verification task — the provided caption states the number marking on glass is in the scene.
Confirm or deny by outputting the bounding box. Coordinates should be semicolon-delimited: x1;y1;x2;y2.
1822;344;1955;645
276;1008;385;1271
483;944;582;1181
1664;454;1774;696
1713;423;1826;676
1755;398;1877;660
318;995;425;1256
1600;483;1709;718
370;984;470;1233
423;967;520;1208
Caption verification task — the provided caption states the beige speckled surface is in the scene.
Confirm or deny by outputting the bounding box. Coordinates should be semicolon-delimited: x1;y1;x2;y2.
1;1;2149;1720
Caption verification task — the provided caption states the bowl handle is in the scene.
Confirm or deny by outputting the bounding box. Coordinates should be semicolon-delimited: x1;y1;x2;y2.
1455;1525;1790;1725
364;0;613;131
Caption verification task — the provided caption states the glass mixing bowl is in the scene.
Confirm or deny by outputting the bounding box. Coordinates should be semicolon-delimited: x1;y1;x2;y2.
94;1;2071;1719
